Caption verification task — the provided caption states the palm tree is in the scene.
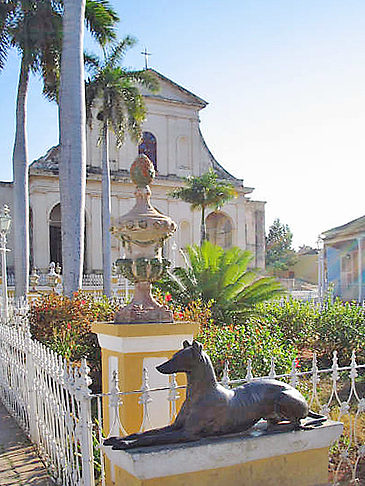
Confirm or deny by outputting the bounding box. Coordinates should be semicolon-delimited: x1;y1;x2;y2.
85;39;158;297
0;1;63;299
59;0;118;297
157;240;284;326
59;0;87;297
0;0;118;299
169;169;237;244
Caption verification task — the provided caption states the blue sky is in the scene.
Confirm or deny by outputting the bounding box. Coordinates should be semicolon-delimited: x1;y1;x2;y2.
0;0;364;248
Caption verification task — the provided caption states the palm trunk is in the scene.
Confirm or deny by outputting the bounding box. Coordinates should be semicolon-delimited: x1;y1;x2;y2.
59;0;86;297
200;205;207;245
101;123;112;297
13;58;29;300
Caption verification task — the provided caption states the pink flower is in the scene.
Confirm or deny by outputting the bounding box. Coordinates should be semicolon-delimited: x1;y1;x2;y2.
165;293;172;302
295;358;300;368
67;323;71;330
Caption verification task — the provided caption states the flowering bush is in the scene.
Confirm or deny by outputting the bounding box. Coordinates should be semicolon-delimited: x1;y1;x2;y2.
154;289;214;328
28;293;119;377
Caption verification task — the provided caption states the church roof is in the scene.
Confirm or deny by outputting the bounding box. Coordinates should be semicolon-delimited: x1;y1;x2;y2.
140;69;208;109
322;214;365;241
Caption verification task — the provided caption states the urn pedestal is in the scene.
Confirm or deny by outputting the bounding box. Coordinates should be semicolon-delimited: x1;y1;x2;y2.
102;420;343;486
92;321;199;486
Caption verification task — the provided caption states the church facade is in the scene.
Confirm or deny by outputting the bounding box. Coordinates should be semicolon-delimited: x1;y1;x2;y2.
1;70;265;275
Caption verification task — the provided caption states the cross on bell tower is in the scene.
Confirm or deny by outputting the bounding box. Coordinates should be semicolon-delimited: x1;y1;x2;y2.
141;47;151;70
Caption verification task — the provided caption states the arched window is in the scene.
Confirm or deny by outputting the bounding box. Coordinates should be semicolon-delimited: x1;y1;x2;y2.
206;212;233;250
138;132;157;170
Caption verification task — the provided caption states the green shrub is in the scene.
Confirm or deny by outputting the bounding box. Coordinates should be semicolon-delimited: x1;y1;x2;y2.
256;298;318;348
313;299;365;365
256;297;365;366
197;319;297;380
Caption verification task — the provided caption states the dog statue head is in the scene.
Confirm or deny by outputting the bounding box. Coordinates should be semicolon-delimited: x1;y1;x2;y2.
156;340;204;374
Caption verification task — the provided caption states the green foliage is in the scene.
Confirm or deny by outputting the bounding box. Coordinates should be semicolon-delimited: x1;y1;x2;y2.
0;1;119;100
265;218;297;273
154;289;214;328
168;169;237;243
197;320;296;380
313;299;365;363
153;290;295;380
256;298;318;348
28;292;118;367
156;241;284;326
85;38;159;145
257;297;365;365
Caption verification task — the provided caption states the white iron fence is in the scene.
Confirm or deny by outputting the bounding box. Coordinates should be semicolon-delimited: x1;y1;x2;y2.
0;318;364;485
0;323;94;486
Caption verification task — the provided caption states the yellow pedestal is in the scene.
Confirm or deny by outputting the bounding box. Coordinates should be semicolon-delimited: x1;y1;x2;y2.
103;420;343;486
92;321;199;434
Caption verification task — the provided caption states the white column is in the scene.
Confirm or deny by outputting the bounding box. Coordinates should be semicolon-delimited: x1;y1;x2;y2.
90;195;102;271
1;234;8;321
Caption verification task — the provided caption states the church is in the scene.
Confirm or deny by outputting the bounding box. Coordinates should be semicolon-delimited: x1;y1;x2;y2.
0;70;265;276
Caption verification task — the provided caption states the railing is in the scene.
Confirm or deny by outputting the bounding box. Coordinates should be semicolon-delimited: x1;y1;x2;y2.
4;273;134;301
0;321;94;486
0;315;364;485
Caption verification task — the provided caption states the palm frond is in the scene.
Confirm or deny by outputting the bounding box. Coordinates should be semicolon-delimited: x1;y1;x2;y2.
84;51;101;75
85;0;119;47
156;241;284;326
107;36;135;67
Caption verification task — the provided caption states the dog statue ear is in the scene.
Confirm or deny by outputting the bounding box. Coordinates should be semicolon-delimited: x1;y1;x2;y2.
192;340;203;354
183;340;190;348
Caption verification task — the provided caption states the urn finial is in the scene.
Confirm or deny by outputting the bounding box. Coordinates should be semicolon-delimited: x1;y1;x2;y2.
111;155;177;324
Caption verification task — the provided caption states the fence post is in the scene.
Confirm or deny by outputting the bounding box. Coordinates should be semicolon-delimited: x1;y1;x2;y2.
76;359;95;486
26;330;40;444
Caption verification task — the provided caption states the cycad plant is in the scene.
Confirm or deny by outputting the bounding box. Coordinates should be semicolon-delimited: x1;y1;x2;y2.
157;241;284;325
85;38;158;296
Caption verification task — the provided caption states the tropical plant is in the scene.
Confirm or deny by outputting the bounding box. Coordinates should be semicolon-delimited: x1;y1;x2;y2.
265;218;297;274
156;240;284;326
59;0;118;297
168;169;237;244
0;0;62;298
85;37;159;297
0;0;118;298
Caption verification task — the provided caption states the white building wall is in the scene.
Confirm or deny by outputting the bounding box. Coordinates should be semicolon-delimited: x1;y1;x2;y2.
2;71;266;276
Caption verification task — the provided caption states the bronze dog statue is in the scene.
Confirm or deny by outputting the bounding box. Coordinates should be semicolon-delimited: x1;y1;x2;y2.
104;340;311;450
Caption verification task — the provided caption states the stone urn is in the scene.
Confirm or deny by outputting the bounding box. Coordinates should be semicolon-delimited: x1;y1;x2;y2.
111;155;177;324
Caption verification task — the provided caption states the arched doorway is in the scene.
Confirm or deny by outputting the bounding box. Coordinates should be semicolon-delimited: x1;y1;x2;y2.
49;204;88;271
206;212;233;249
49;204;62;266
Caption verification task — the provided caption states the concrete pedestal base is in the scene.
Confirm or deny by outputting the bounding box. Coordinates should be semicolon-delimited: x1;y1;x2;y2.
103;420;343;486
92;321;199;434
